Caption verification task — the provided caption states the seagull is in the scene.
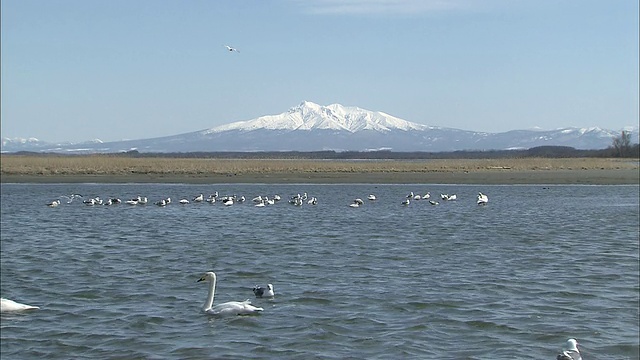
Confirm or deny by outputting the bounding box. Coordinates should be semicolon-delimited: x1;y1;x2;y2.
368;194;376;201
47;200;61;207
59;194;83;203
225;45;239;53
350;199;363;208
477;192;488;205
556;338;582;360
252;284;275;298
401;199;410;206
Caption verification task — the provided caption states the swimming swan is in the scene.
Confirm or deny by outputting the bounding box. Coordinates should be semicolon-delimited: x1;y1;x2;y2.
197;272;263;316
1;298;40;313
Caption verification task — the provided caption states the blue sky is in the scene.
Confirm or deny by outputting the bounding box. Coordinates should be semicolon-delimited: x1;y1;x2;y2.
1;0;638;143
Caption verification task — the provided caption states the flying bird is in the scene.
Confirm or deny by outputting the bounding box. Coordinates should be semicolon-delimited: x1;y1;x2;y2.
225;45;239;53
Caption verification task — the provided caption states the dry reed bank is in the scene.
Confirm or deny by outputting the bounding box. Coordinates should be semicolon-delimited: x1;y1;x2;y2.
1;155;638;184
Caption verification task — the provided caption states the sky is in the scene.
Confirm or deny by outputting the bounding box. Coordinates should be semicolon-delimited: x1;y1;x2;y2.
1;0;638;143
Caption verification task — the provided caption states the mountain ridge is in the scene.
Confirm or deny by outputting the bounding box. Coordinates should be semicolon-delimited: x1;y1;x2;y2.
2;101;638;153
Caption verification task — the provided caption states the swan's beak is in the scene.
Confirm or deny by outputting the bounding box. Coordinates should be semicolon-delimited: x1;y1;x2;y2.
197;277;205;282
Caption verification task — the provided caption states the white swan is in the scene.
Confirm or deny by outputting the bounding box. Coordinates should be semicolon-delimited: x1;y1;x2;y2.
252;284;275;298
197;272;263;316
477;192;488;205
556;338;581;360
1;298;40;313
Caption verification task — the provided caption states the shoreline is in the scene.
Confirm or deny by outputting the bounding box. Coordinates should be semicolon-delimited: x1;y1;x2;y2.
2;169;638;185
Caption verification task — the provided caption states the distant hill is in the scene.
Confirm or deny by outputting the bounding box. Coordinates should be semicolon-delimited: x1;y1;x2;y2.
2;101;638;153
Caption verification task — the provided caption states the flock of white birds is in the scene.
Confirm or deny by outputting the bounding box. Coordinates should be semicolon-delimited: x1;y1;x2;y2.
10;188;490;316
45;191;489;208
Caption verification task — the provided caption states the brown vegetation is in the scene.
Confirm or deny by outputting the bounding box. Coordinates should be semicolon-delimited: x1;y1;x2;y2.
1;154;637;177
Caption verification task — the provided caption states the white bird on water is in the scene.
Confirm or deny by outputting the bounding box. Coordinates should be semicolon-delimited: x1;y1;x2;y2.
59;194;83;204
252;284;275;298
477;192;488;205
1;298;40;313
224;45;239;53
556;338;582;360
197;272;263;316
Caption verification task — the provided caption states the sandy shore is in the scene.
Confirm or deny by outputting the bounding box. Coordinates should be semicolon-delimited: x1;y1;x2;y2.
2;169;638;185
1;157;638;184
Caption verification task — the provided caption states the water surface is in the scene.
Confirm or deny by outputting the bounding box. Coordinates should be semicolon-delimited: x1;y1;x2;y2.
1;184;638;359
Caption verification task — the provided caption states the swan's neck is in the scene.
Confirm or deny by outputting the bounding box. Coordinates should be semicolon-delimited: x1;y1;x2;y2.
204;274;217;310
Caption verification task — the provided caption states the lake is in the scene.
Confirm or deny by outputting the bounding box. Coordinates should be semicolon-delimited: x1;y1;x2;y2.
1;183;638;359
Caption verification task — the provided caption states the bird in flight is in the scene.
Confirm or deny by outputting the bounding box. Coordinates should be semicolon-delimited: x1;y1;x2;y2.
225;45;239;53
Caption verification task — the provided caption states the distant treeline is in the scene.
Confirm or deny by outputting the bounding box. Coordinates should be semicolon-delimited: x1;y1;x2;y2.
8;145;640;159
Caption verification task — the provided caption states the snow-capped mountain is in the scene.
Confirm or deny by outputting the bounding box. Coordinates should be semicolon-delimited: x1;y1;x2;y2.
206;101;430;133
2;101;638;153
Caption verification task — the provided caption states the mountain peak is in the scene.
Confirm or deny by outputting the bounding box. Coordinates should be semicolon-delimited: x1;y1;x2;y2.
206;101;429;134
